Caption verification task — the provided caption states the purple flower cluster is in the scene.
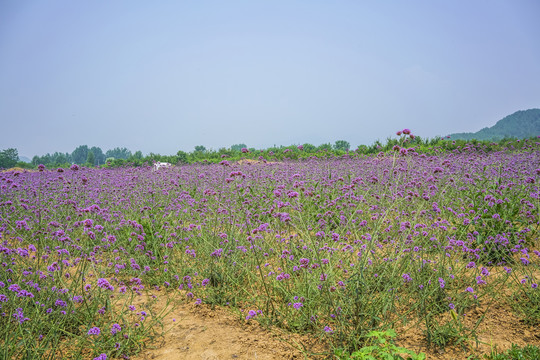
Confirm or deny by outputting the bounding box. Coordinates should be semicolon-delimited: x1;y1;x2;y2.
97;278;114;291
87;327;101;336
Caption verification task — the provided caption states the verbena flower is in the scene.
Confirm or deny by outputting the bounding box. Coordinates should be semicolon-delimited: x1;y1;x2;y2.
13;308;30;324
87;327;101;336
111;323;122;335
97;278;114;291
55;299;67;307
438;278;445;288
8;284;21;293
245;309;259;320
324;326;333;333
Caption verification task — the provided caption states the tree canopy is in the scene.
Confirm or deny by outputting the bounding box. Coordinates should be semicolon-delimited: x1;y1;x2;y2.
334;140;350;151
231;143;247;152
0;148;18;169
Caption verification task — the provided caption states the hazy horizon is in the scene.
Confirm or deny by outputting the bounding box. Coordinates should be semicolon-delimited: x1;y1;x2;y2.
2;1;540;158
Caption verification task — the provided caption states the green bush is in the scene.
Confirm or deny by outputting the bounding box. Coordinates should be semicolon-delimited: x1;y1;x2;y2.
334;329;426;360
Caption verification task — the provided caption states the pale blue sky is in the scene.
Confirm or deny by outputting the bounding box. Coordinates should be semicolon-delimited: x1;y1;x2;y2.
1;1;539;157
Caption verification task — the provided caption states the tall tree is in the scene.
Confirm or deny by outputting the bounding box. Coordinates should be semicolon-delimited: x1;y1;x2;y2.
71;145;89;164
86;151;95;167
334;140;350;151
105;147;132;159
51;152;69;165
317;143;332;151
0;148;18;168
176;150;188;164
132;150;143;160
231;143;247;152
31;155;40;166
89;146;105;165
301;143;317;152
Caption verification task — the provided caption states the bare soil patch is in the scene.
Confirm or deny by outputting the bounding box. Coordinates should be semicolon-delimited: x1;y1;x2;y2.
395;301;540;359
134;298;320;360
131;293;540;360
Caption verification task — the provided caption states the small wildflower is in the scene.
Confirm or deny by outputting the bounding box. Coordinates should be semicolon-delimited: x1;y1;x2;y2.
111;323;122;335
438;278;445;289
87;327;101;336
97;278;114;291
324;326;333;333
13;308;30;324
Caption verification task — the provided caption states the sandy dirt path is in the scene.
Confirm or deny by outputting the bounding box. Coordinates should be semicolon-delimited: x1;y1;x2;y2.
134;301;317;360
131;293;540;360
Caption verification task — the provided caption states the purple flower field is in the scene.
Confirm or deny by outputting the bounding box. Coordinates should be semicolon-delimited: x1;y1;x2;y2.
1;142;539;359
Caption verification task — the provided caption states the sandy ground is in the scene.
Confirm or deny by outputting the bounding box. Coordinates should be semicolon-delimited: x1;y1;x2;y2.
130;293;540;360
394;301;540;359
134;300;318;360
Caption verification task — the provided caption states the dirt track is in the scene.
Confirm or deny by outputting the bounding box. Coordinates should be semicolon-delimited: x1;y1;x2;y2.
134;301;314;360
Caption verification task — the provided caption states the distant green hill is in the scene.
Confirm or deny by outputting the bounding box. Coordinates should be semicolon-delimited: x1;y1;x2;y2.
447;109;540;141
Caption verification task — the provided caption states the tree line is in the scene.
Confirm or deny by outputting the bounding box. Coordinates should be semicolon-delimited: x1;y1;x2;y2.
2;135;536;170
28;146;135;167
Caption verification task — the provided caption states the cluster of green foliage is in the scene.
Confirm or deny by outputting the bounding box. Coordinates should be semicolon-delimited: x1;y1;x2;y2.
0;148;19;169
334;329;426;359
448;108;540;141
30;146;134;168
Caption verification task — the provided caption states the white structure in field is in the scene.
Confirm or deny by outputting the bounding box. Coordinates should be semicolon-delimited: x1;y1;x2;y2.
153;161;172;171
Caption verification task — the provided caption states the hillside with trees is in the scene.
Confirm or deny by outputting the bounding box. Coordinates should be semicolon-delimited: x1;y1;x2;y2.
447;108;540;141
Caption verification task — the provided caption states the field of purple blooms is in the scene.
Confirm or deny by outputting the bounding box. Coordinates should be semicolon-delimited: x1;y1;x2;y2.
1;139;539;359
